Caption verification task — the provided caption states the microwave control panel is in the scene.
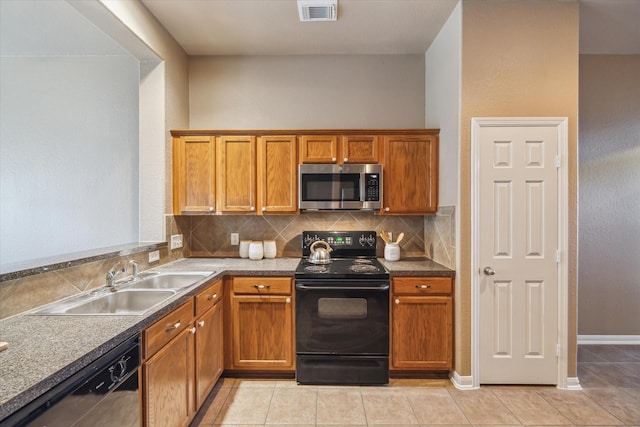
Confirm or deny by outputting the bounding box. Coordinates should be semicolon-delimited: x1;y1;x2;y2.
365;173;380;201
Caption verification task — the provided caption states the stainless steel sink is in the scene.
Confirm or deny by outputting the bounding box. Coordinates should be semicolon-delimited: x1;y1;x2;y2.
125;271;211;290
64;289;177;315
28;270;214;316
29;289;177;316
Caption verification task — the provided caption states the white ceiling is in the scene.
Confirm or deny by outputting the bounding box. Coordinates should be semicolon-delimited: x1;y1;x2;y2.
0;0;638;57
141;0;640;55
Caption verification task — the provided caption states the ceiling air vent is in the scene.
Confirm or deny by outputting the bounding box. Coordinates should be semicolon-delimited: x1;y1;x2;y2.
297;0;337;22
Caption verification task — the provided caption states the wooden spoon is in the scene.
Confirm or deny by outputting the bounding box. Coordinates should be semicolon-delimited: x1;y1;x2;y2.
396;232;405;244
379;231;390;244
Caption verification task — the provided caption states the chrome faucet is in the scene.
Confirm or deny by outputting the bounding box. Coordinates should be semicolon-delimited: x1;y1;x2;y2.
106;261;126;291
129;260;139;280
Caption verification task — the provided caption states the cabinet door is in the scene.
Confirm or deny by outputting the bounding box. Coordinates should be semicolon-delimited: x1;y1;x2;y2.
195;301;223;408
217;136;256;213
341;135;379;163
299;135;338;163
391;296;452;370
143;327;195;427
172;136;216;215
257;135;298;213
382;135;438;214
231;295;294;370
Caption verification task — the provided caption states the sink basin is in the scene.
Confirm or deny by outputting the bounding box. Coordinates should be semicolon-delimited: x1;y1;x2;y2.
125;271;211;290
29;289;177;316
63;289;176;315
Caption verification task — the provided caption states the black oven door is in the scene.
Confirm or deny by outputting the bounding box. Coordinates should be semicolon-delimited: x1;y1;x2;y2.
295;280;389;356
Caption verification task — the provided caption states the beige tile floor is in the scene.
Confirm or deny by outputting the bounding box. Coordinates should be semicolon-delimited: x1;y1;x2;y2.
191;345;640;426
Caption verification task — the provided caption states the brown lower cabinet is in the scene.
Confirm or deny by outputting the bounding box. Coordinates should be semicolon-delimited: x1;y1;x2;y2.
142;279;223;427
225;276;295;371
391;276;453;371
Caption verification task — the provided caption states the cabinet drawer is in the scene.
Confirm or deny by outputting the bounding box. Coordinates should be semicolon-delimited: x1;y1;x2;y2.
144;299;194;358
196;279;223;316
232;277;291;295
393;277;452;295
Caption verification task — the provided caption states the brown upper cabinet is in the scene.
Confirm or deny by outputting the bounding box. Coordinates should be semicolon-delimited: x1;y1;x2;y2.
257;135;298;213
299;134;379;164
172;136;216;215
217;136;256;213
382;134;439;214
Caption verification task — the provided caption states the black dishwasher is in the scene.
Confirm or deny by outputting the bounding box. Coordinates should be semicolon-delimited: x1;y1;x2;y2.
1;334;140;427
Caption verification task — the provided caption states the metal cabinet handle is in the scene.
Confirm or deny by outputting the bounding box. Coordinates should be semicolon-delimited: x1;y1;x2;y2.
286;297;291;304
250;206;255;211
209;207;214;212
207;293;217;301
385;207;390;212
331;157;337;162
190;327;196;334
395;299;400;304
165;321;181;332
261;207;266;212
254;284;270;289
344;157;348;162
415;284;431;289
484;266;496;276
198;320;205;327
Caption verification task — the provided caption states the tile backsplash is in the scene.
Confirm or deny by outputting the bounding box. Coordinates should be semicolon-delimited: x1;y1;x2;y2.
174;206;456;270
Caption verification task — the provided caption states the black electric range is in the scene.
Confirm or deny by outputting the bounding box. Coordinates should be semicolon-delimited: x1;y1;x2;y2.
295;231;390;385
295;230;390;281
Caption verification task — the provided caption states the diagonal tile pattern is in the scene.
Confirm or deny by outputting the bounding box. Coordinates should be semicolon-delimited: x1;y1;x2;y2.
191;345;640;427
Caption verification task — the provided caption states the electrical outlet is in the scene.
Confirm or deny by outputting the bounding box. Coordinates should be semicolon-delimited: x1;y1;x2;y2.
170;234;183;249
148;250;160;263
230;233;239;245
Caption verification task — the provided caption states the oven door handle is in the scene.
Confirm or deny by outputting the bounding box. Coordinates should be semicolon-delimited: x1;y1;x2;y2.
295;284;390;291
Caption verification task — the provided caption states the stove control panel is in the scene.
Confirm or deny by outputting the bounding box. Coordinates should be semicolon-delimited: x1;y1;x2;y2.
301;231;378;256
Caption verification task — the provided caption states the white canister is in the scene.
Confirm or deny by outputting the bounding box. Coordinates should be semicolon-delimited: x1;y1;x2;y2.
249;241;264;260
239;240;251;258
384;243;400;262
263;240;277;258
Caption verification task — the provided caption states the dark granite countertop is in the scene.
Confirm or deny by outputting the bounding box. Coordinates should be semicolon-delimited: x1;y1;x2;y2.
0;256;453;419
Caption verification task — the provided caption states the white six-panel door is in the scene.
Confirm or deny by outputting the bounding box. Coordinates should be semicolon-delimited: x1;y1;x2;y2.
476;120;562;384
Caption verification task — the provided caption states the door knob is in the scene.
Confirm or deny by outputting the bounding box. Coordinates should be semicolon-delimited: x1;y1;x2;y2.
483;266;496;276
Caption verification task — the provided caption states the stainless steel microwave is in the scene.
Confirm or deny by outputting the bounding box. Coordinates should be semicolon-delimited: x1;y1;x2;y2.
299;164;382;210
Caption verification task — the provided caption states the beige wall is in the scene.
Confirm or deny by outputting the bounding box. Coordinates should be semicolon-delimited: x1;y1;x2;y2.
578;55;640;336
459;0;580;376
189;55;425;129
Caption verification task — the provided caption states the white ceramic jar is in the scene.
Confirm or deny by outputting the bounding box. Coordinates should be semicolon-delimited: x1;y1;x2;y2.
384;243;400;262
249;241;264;260
263;240;277;258
239;240;251;258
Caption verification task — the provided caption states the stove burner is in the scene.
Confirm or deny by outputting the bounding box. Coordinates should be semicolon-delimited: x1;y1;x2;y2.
305;265;328;273
349;264;380;273
353;259;374;264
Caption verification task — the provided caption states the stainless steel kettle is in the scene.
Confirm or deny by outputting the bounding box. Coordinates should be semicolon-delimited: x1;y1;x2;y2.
308;240;333;264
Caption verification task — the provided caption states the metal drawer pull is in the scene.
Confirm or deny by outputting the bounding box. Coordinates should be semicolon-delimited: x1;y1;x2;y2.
207;293;217;301
165;321;181;332
395;299;400;304
190;327;196;334
286;297;291;304
415;284;432;289
198;320;205;327
254;284;270;289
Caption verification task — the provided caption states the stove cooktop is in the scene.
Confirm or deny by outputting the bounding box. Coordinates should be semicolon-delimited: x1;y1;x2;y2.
295;257;389;280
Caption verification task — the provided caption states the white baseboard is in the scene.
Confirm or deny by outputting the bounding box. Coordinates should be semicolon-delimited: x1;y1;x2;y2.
560;377;582;390
578;335;640;345
450;371;477;390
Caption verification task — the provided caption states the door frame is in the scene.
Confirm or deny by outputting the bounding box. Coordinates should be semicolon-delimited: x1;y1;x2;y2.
470;117;572;389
